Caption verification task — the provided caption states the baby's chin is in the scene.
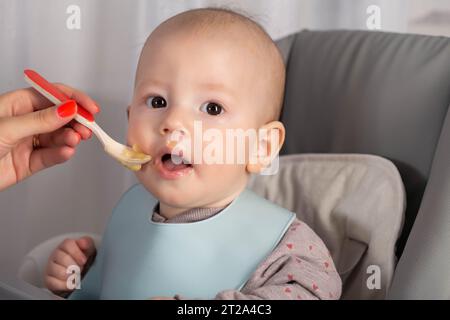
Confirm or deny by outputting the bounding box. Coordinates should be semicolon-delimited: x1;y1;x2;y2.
135;161;248;208
135;173;198;207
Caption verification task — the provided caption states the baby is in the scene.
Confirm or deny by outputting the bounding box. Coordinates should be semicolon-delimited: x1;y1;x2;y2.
44;8;341;300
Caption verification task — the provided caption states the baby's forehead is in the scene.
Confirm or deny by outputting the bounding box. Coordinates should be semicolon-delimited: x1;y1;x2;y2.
137;26;269;84
151;20;267;56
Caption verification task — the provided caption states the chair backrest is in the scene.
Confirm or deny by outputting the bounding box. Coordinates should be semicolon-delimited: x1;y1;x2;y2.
248;153;406;299
276;30;450;299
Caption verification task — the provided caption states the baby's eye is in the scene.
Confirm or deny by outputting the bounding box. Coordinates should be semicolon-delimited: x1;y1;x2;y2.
200;102;224;116
146;96;167;108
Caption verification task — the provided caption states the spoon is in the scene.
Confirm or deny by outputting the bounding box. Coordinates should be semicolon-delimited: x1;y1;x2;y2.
24;69;151;171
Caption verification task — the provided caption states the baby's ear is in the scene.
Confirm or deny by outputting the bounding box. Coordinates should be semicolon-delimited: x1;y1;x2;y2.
126;105;131;120
246;121;285;174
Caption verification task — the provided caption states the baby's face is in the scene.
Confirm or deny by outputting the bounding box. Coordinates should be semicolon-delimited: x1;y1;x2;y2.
127;28;269;211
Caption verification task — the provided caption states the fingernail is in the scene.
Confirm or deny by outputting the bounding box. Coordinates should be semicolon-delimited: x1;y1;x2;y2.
94;103;101;113
57;100;77;118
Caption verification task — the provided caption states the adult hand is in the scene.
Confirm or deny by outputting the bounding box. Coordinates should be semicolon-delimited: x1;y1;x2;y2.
0;85;100;191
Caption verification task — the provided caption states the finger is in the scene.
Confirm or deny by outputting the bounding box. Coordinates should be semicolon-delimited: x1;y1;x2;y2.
29;146;75;174
70;121;93;140
59;239;88;267
45;275;71;293
54;83;100;115
22;83;100;115
38;128;81;148
0;87;54;117
0;84;99;118
52;250;79;270
0;100;77;146
76;237;96;257
46;261;70;281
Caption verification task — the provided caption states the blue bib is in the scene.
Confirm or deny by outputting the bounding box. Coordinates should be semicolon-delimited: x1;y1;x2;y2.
70;184;295;300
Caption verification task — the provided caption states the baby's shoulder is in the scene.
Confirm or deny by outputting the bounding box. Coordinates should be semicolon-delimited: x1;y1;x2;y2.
275;217;332;257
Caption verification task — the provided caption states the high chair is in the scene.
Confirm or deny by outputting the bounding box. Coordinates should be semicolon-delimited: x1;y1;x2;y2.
15;29;450;300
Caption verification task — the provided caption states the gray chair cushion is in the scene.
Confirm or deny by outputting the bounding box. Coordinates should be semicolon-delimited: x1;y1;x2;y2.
388;108;450;299
277;30;450;257
248;154;406;299
276;30;450;299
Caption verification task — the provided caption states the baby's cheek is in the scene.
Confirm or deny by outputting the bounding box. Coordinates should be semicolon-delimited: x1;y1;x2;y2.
127;124;155;156
126;116;140;143
199;163;247;187
134;170;164;201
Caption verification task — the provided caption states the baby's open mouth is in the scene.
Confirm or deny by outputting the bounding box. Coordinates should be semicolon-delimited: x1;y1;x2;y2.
161;153;193;172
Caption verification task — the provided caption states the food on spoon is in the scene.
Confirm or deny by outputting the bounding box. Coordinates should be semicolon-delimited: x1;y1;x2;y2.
119;144;151;171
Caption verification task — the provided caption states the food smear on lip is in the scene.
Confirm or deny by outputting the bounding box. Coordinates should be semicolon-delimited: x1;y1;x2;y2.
119;144;151;171
166;140;178;149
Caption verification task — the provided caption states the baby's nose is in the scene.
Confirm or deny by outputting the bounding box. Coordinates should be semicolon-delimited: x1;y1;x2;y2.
160;126;187;136
160;126;187;137
158;108;188;136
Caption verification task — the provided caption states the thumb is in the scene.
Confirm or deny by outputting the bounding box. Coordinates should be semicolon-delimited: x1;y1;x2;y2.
0;100;77;145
